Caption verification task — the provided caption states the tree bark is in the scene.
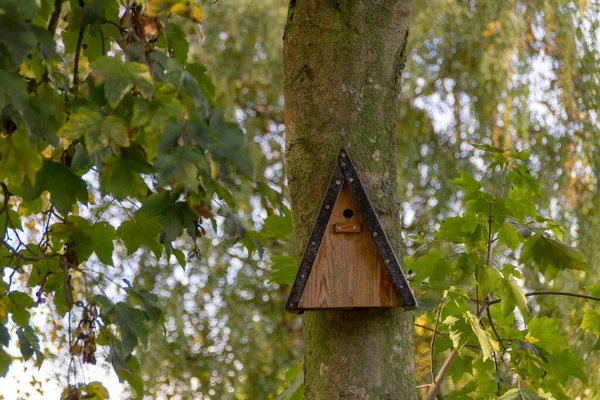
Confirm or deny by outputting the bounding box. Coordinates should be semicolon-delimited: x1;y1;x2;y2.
283;1;416;398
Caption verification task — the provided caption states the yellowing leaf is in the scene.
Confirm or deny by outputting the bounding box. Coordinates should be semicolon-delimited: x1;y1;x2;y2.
101;115;130;148
170;3;201;21
0;131;43;186
581;308;600;337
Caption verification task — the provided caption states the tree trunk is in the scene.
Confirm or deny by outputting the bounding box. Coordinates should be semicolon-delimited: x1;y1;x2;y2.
283;1;416;399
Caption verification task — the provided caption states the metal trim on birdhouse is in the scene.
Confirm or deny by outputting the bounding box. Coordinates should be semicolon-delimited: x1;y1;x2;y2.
286;149;417;313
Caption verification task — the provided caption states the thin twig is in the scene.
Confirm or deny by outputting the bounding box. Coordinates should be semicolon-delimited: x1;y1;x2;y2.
475;263;479;315
486;307;506;351
100;27;106;56
430;305;443;383
525;291;600;303
73;27;86;91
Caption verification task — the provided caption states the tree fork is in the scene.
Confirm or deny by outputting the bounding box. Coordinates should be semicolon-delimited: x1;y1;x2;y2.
283;0;416;398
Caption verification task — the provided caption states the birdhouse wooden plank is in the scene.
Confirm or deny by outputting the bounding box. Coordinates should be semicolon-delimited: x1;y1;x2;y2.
286;149;417;313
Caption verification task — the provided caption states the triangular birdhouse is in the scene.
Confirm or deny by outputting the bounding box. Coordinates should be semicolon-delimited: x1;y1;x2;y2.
286;149;417;313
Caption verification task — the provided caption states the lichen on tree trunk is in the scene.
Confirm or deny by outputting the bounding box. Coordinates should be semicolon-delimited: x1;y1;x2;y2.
282;0;416;398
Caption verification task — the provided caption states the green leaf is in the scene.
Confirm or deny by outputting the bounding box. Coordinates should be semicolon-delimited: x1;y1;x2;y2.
112;302;149;353
0;208;22;231
0;324;9;346
585;285;600;298
478;266;503;296
498;222;520;250
498;388;545;400
519;233;587;274
278;360;304;400
508;163;540;197
126;288;162;323
16;325;43;367
22;159;89;216
269;255;297;284
411;249;452;283
451;252;478;287
137;191;175;218
0;131;43;186
186;63;216;104
437;213;487;243
111;351;143;396
205;109;253;175
443;314;471;354
49;217;94;263
0;349;11;377
261;212;293;239
471;143;505;153
91;221;116;265
258;181;287;215
506;188;538;222
527;317;569;355
8;291;33;326
91;58;153;108
99;146;155;200
153;122;209;192
446;380;477;399
166;23;188;62
450;169;481;197
117;218;163;259
158;202;198;242
501;278;528;317
53;276;72;317
545;350;587;385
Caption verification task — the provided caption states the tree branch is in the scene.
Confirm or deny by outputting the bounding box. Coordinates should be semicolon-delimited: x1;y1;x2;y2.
525;291;600;303
47;0;65;34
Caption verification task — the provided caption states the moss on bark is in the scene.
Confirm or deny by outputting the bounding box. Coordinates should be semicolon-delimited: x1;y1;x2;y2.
283;0;416;398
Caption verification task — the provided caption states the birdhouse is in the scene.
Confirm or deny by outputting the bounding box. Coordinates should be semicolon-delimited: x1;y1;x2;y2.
286;149;417;313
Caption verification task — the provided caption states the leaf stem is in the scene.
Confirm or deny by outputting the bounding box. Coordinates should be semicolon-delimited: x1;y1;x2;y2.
73;27;86;91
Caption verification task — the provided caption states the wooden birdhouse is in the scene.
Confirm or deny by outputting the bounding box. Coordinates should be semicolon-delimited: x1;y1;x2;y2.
286;149;417;312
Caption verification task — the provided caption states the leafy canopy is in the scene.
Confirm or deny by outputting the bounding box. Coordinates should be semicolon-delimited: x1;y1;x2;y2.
0;0;287;397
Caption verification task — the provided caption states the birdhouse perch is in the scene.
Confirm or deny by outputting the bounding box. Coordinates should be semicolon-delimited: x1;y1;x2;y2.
286;149;417;313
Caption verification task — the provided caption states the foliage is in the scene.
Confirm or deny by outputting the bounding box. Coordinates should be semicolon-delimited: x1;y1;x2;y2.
1;0;600;398
410;145;594;399
0;0;294;397
398;1;600;398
